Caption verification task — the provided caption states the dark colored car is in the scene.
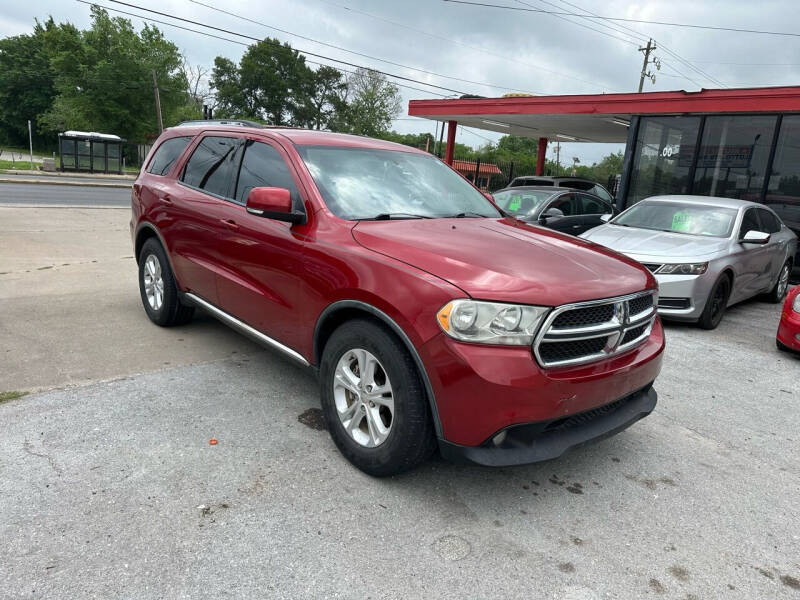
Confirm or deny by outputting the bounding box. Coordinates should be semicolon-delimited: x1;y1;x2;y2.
493;186;616;236
131;123;664;476
508;175;615;203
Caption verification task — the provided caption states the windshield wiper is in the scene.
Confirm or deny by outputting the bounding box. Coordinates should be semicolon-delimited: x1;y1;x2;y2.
366;213;432;221
446;211;486;218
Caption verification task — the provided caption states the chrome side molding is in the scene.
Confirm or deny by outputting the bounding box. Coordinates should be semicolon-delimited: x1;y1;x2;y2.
184;293;310;367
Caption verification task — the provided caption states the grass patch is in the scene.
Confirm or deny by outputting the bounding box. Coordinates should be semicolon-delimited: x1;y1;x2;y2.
0;390;29;403
0;160;35;170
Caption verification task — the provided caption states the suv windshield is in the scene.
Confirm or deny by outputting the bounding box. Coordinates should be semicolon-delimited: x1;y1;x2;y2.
297;146;501;220
614;201;737;238
492;189;556;218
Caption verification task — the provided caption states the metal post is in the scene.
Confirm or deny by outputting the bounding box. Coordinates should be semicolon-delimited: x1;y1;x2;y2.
473;158;481;187
152;70;164;133
445;120;457;165
437;121;446;158
536;137;548;175
28;120;33;171
508;160;515;183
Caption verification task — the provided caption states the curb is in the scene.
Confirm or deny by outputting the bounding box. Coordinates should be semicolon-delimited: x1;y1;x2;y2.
0;177;132;189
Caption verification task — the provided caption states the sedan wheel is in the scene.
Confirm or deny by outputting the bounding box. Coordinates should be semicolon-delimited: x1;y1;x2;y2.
766;262;791;303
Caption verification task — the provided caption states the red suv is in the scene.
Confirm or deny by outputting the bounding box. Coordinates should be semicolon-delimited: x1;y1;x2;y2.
131;122;664;476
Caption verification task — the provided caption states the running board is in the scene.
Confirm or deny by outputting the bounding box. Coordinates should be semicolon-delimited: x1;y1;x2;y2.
184;293;310;367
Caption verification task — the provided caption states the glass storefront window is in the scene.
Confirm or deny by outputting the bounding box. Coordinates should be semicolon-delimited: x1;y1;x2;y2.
692;115;777;202
628;116;701;205
765;115;800;235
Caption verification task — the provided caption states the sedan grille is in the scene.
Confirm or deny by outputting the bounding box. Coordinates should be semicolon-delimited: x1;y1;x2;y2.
534;291;656;368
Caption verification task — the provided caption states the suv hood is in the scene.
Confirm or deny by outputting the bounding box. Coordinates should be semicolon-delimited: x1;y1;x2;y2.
581;224;729;258
352;218;653;305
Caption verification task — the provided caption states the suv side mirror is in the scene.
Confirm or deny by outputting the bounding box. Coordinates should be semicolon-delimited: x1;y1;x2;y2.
600;213;613;223
246;187;305;224
741;230;770;244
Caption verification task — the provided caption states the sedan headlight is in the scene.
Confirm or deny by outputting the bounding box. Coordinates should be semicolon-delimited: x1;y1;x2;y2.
655;263;708;275
436;300;549;345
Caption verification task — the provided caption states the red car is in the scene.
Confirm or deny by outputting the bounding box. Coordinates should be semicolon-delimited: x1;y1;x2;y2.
131;122;664;476
777;285;800;353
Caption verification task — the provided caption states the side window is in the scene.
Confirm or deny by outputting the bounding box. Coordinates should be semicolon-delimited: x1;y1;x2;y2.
550;193;579;216
756;208;781;234
235;141;303;211
181;136;242;198
146;136;192;176
580;193;612;215
590;184;614;202
739;208;761;239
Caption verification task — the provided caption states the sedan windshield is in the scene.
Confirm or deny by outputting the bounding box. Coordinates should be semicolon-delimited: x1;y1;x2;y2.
296;146;501;220
613;201;738;238
492;189;556;218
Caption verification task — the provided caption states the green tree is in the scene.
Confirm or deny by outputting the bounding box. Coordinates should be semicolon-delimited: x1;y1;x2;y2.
298;66;347;130
0;18;62;148
212;37;314;126
337;68;402;137
38;7;187;142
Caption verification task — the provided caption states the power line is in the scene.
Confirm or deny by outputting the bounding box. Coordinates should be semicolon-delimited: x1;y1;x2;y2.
311;0;613;91
97;0;473;96
75;0;454;100
188;0;537;95
442;0;800;39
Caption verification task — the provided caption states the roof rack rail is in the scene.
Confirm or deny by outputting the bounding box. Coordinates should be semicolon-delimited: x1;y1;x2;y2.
175;119;267;129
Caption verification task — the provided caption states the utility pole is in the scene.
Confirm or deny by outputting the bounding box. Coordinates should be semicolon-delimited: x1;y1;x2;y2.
638;39;660;93
152;70;163;133
27;120;33;170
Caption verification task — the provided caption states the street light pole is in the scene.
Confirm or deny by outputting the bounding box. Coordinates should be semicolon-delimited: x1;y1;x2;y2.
28;120;33;171
152;70;164;133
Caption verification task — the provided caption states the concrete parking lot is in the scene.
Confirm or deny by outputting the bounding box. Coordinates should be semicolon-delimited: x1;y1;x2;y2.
1;197;799;599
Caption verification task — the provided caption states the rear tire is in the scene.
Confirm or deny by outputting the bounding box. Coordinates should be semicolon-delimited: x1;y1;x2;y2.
697;274;731;330
319;319;436;477
765;261;791;304
138;238;195;327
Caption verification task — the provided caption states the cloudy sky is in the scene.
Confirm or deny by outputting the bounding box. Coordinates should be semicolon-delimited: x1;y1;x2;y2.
2;0;799;163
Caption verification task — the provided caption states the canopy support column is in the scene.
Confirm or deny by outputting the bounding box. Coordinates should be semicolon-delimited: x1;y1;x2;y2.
445;120;457;165
536;137;548;175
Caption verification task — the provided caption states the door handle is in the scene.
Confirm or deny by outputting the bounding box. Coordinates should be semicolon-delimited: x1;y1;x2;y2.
220;219;240;231
161;194;173;204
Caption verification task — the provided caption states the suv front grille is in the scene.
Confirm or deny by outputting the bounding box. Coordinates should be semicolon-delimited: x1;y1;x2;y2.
534;291;656;368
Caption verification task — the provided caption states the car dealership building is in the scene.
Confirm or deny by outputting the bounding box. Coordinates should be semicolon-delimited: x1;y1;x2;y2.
408;86;800;243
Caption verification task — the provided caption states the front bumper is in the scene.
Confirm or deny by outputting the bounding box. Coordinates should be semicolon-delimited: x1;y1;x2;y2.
654;272;715;321
420;318;664;449
439;385;657;467
777;307;800;352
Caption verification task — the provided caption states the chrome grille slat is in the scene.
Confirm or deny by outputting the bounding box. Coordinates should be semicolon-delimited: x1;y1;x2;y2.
534;291;656;368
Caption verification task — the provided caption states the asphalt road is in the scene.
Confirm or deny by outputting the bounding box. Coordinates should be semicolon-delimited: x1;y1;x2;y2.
2;207;800;599
0;182;131;206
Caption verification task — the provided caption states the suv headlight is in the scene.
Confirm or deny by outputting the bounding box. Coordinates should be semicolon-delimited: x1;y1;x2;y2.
655;263;708;275
436;300;549;345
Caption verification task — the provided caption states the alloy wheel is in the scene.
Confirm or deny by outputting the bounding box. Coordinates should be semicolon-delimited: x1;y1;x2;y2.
778;264;790;299
143;254;165;311
333;348;394;448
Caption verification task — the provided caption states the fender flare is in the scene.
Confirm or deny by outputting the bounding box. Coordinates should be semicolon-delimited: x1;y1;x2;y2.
314;300;443;438
134;222;181;285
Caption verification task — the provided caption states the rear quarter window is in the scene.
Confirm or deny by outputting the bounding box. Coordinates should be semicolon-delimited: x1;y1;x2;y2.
146;136;192;176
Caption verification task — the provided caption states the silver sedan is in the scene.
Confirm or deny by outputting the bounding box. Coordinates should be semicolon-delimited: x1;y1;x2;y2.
580;195;797;329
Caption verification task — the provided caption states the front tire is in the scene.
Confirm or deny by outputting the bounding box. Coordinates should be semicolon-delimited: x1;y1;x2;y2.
765;261;791;304
698;274;731;330
319;319;436;477
138;238;194;327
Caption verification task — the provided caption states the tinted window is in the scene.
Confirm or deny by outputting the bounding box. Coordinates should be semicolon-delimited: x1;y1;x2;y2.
615;201;738;238
182;136;241;198
563;180;593;191
756;208;781;234
739;208;761;239
235;141;302;210
589;184;614;202
549;194;580;216
147;136;192;176
628;116;702;205
580;194;612;215
765;115;800;237
693;115;777;201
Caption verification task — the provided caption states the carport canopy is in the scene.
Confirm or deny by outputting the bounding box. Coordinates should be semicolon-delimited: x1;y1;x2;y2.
408;86;800;170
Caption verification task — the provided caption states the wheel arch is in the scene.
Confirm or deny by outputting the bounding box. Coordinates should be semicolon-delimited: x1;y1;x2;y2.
134;222;181;287
313;300;443;438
